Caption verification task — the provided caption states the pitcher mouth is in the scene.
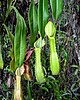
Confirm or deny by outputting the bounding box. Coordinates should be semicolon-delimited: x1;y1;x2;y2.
34;37;45;48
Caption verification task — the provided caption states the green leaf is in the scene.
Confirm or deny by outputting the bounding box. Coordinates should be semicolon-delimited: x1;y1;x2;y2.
28;0;38;46
12;6;27;71
0;36;3;69
4;6;27;72
40;86;49;92
50;0;63;20
14;12;21;69
38;0;49;38
6;0;16;20
27;81;32;100
7;0;12;10
19;16;26;67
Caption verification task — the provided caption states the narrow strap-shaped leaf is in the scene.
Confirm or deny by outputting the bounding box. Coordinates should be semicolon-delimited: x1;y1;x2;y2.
11;6;21;69
50;0;63;20
28;0;38;46
6;0;16;20
14;13;21;69
43;0;49;28
19;16;26;67
38;0;49;38
38;0;43;36
0;36;3;69
12;6;27;70
4;6;27;71
7;0;12;10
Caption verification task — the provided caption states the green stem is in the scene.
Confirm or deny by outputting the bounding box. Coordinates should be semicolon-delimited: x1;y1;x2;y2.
27;81;32;100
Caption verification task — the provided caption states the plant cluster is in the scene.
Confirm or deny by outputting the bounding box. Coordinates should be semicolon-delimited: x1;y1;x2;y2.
0;0;80;100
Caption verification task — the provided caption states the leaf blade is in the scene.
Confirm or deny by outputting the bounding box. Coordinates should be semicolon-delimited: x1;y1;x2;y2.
50;0;63;20
19;16;26;67
28;0;38;46
38;0;49;37
12;6;27;70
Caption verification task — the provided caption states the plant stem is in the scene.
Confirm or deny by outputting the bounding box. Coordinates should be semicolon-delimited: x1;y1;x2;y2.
0;36;3;69
27;81;32;100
